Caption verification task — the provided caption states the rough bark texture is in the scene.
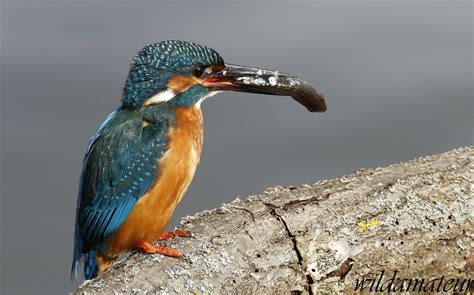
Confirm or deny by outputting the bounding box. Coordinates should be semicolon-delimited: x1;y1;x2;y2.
77;147;473;294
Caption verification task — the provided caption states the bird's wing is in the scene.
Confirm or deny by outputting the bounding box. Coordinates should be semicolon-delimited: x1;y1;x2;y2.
76;108;172;250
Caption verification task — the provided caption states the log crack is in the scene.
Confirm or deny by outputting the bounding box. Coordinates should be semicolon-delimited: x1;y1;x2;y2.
264;202;315;295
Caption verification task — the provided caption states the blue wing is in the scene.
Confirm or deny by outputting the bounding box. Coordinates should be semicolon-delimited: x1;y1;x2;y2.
72;104;174;278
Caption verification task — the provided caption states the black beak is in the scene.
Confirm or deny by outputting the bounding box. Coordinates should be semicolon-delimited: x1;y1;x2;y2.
202;64;326;112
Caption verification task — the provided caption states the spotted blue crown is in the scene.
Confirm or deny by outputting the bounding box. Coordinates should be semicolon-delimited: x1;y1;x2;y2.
122;40;224;107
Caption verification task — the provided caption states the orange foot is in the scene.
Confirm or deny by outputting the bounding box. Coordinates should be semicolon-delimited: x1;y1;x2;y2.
156;229;190;241
136;241;181;258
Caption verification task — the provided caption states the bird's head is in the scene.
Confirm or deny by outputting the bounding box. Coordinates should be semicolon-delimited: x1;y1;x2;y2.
122;40;326;112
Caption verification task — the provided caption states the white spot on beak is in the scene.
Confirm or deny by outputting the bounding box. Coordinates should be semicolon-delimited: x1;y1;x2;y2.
288;78;300;86
236;77;252;84
269;76;278;86
236;76;268;86
254;77;266;85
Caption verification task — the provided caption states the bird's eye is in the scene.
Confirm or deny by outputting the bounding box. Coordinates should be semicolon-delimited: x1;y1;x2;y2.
193;65;206;78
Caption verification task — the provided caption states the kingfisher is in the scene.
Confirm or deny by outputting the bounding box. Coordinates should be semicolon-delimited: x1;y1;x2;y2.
72;40;326;280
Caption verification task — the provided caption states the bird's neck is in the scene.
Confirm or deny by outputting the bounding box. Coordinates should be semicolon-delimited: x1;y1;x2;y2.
172;106;204;143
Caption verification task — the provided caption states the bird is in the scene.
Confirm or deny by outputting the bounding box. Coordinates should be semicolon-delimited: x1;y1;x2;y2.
72;40;326;280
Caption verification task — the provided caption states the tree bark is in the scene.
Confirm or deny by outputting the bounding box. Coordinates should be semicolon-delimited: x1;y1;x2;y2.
77;147;473;294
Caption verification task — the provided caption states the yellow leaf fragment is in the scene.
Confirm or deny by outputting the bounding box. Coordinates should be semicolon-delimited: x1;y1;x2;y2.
357;220;380;233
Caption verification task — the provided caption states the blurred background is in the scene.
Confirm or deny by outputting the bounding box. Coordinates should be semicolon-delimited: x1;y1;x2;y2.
1;0;472;294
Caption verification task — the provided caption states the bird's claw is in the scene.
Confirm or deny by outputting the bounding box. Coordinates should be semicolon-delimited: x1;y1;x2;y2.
156;229;190;241
137;241;181;258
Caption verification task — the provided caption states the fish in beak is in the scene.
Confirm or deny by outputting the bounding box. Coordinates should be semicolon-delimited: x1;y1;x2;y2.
202;64;327;112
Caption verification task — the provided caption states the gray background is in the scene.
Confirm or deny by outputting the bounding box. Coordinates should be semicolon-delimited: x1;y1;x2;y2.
1;0;472;294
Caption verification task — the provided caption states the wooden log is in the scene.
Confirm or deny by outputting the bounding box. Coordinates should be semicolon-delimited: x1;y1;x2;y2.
77;147;473;294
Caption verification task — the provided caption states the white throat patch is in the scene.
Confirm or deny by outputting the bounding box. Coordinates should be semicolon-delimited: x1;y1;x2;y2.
143;90;175;106
195;91;221;108
143;90;222;108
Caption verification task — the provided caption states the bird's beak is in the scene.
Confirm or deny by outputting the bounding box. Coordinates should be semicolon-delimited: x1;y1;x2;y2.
202;64;326;112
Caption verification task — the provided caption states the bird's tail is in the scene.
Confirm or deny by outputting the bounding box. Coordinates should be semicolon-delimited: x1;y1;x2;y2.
71;221;84;280
71;251;99;280
71;221;98;280
71;249;102;280
84;250;99;279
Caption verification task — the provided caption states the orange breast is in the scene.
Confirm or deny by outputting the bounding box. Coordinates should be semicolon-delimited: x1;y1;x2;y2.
107;107;203;256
